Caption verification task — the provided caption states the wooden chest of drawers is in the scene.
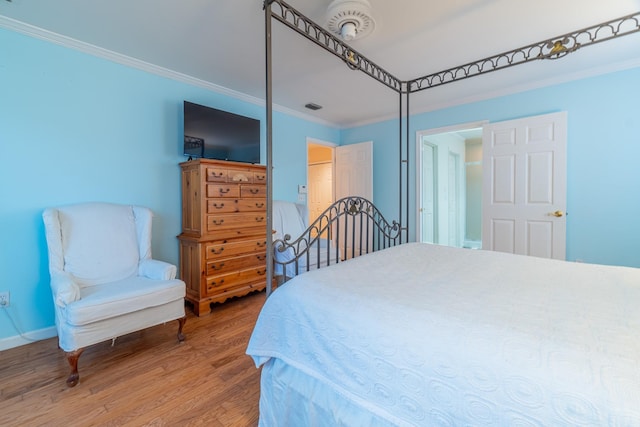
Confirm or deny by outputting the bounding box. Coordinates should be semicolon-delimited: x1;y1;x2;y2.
178;159;267;316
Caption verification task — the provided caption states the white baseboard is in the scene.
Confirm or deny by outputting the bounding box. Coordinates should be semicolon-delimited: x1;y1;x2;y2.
0;327;57;351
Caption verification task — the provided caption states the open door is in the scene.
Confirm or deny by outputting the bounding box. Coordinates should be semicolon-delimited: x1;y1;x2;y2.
335;141;373;200
335;141;373;258
482;111;567;259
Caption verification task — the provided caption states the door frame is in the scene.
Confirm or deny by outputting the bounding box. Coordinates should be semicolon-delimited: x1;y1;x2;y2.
415;120;487;243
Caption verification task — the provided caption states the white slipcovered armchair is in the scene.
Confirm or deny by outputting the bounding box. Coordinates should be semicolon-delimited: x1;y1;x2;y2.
272;200;340;280
42;202;186;387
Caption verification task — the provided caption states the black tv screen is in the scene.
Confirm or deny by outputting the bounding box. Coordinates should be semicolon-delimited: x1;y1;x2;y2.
183;101;260;164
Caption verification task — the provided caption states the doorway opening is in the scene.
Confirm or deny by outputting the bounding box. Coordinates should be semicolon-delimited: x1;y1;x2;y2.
307;140;335;227
416;123;484;249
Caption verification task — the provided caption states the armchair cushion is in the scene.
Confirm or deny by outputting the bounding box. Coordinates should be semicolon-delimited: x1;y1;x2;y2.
64;277;185;326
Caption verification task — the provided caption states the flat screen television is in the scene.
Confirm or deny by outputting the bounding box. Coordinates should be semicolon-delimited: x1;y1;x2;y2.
183;101;261;164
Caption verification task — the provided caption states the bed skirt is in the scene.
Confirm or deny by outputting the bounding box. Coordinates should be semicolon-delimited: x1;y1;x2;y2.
259;358;405;427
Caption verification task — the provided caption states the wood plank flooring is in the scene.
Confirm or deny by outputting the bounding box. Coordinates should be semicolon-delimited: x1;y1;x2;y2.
0;291;266;427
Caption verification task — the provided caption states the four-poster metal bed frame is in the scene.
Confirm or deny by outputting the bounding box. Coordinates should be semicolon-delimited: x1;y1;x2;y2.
263;0;640;295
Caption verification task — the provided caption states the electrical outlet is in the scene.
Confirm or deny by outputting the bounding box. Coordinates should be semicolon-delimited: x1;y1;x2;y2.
0;291;9;307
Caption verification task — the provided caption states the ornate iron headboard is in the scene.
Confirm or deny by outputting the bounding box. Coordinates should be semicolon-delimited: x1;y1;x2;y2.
274;196;401;283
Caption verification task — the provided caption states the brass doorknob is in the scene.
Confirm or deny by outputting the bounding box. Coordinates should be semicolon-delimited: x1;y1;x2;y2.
551;210;564;217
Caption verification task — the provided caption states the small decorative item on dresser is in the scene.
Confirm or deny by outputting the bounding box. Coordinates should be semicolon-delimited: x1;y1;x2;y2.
178;159;268;316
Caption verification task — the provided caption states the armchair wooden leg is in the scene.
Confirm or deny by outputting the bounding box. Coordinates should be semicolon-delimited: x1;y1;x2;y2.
177;316;186;342
65;348;84;387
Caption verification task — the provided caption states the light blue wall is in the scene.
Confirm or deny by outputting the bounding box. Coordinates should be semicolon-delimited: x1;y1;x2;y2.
2;22;639;346
0;27;338;343
272;114;339;202
342;66;640;268
340;119;401;223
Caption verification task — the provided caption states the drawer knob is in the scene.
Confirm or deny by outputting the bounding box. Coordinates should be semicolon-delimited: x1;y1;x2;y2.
257;241;266;247
255;202;264;208
257;269;266;276
210;247;224;255
249;188;259;194
219;188;230;194
211;263;225;270
213;203;225;209
257;255;266;261
213;219;224;225
255;216;264;222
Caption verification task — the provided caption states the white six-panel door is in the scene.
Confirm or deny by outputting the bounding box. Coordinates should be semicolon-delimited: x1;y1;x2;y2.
335;141;373;258
335;141;373;200
482;112;567;259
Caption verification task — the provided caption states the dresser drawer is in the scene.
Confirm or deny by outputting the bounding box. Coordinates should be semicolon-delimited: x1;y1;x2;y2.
207;198;266;214
240;185;266;198
205;237;267;260
228;170;252;183
253;171;267;184
205;266;267;295
206;212;266;232
206;252;267;276
206;227;265;240
206;167;228;183
207;184;240;198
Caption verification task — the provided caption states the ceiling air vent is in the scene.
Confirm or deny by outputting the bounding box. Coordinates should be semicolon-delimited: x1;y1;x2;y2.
305;103;323;111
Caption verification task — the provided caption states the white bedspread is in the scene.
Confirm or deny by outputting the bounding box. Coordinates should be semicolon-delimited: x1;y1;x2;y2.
247;243;640;426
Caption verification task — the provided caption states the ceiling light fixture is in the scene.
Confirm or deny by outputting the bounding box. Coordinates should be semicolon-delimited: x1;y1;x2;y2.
326;0;375;42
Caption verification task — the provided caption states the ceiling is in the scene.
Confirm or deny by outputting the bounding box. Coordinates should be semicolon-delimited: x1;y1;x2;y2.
2;0;640;127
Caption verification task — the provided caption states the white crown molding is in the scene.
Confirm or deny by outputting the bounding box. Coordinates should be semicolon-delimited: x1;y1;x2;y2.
0;16;338;129
4;15;638;131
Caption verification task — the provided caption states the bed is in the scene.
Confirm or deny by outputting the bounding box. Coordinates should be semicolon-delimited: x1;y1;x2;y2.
256;2;640;425
247;242;640;426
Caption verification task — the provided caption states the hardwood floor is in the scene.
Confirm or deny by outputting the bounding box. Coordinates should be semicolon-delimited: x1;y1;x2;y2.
0;291;266;427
